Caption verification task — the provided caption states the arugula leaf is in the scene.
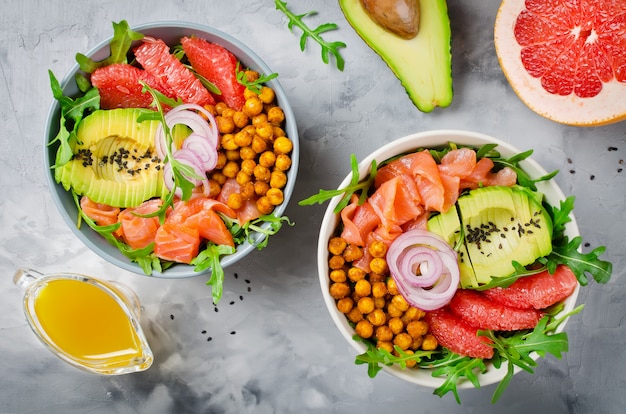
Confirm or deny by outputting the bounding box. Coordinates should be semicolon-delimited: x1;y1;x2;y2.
489;149;558;191
235;62;279;94
76;20;144;73
192;244;236;304
274;0;346;71
540;237;612;285
47;71;100;169
299;154;377;213
427;353;487;404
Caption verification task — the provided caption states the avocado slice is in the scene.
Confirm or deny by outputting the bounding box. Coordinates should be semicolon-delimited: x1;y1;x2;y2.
428;185;553;287
339;0;453;112
457;185;553;285
55;108;169;208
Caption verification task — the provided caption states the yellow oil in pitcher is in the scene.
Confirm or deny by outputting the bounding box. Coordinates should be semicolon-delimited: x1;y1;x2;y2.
15;268;153;375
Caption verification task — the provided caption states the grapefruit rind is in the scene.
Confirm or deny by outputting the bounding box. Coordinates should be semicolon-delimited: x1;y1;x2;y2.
494;0;626;126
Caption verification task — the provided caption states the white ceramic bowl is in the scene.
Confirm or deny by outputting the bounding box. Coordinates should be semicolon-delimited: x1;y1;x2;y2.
45;22;299;278
317;129;580;389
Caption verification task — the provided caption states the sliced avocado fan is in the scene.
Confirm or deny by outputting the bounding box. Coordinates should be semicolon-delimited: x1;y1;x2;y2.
55;108;169;208
427;185;553;288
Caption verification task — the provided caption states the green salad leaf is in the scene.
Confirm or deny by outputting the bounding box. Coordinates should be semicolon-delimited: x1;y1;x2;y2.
275;0;346;71
76;20;144;73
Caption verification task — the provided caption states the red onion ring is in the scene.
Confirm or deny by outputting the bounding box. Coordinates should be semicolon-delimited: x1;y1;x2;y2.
387;229;460;311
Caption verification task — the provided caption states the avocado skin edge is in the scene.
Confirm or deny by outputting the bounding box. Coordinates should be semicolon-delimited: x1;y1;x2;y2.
339;0;453;112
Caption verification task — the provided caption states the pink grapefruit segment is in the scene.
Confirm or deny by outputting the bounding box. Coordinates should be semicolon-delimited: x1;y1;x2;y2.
495;0;626;126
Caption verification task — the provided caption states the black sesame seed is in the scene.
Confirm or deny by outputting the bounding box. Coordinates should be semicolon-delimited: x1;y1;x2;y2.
608;146;618;151
170;314;174;320
230;331;236;335
201;330;207;334
207;337;213;342
239;295;244;301
590;175;595;180
230;301;235;305
247;287;252;292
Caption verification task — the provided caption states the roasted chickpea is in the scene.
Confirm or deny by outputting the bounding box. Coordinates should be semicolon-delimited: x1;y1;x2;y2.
270;170;288;189
391;294;410;312
236;171;252;186
354;279;371;297
243;96;264;117
374;297;386;309
421;334;438;351
273;126;286;138
377;341;394;353
346;308;363;323
387;278;400;295
371;281;387;298
275;154;292;171
388;317;404;335
328;237;347;255
258;86;275;104
259;151;276;168
211;171;227;186
215;101;228;115
336;297;353;314
252;113;268;127
410;336;424;351
233;111;249;128
368;240;387;258
221;133;238;151
254;181;270;196
329;282;351;300
240;159;256;176
225;149;240;161
369;257;387;274
222;160;240;178
253;165;271;182
239;146;257;160
215;152;227;169
234;130;253;147
273;136;293;154
355;320;374;339
328;255;345;270
240;181;255;199
369;273;386;284
227;193;244;210
403;351;418;368
243;87;257;100
206;179;221;197
386;303;404;318
348;267;367;282
367;309;386;326
216;115;235;134
403;307;425;323
375;325;393;342
267;106;285;124
266;188;284;205
393;333;413;351
357;297;375;314
343;244;363;262
407;320;429;338
256;122;274;140
251;135;268;153
330;269;347;283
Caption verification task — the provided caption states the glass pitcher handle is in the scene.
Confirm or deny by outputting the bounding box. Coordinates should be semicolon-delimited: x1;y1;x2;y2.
13;268;43;291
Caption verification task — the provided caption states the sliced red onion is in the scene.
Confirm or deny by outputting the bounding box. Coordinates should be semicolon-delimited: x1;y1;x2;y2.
387;229;460;311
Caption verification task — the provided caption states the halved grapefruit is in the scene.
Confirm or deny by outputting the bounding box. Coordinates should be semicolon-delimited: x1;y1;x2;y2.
494;0;626;126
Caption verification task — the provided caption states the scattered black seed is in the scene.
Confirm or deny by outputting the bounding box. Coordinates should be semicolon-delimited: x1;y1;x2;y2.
239;295;244;301
567;158;573;164
234;273;239;279
584;242;591;248
245;279;251;284
230;300;235;305
608;146;618;151
201;330;207;334
590;175;595;180
569;169;576;174
247;287;252;292
207;337;213;342
214;307;219;313
230;331;236;335
170;314;174;320
619;168;623;173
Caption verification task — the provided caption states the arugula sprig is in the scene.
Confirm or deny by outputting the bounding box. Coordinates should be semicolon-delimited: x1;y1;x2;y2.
488;147;558;191
235;62;279;94
299;154;377;213
192;244;236;304
353;335;436;378
274;0;346;71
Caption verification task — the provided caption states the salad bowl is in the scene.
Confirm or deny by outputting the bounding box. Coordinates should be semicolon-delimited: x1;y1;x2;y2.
316;129;581;395
44;21;299;279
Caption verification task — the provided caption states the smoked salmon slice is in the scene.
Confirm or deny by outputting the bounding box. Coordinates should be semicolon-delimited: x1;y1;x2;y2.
217;178;262;224
154;222;200;264
368;174;423;230
340;195;381;246
80;196;120;226
115;198;163;249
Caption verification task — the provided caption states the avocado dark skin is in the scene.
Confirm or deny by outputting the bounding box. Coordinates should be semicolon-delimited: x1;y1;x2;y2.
360;0;419;39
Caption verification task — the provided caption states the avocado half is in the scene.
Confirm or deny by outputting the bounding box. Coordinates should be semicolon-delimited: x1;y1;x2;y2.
339;0;453;112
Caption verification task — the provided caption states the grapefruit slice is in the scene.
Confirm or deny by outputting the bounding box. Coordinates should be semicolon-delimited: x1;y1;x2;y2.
494;0;626;126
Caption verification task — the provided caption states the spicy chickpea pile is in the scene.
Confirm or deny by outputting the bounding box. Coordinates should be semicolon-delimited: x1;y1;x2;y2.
327;236;438;366
202;70;293;215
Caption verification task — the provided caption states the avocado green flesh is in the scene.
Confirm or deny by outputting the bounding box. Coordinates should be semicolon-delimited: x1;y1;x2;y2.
428;185;553;287
339;0;453;112
55;108;169;208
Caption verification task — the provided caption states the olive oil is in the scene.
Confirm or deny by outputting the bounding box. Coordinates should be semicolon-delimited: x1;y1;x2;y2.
33;278;142;367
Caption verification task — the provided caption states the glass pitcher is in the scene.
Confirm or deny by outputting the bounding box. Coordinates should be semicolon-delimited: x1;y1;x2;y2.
14;268;153;375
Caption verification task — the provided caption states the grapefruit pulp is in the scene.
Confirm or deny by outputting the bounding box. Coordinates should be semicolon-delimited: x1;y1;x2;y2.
494;0;626;126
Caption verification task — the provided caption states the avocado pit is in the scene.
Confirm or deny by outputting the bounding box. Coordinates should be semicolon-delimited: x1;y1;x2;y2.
360;0;420;39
